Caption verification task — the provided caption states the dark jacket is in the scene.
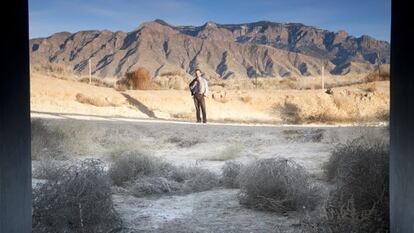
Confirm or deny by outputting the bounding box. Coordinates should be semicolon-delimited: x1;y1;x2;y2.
189;77;208;96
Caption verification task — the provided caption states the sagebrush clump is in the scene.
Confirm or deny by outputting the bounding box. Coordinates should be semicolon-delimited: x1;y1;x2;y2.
109;151;221;196
238;158;321;213
221;161;243;188
317;135;389;233
32;159;122;233
31;119;66;160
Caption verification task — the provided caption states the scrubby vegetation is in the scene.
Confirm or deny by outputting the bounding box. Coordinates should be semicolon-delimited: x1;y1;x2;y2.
303;134;389;233
32;159;122;233
154;71;189;90
203;144;243;161
221;161;243;188
31;119;66;160
116;67;156;90
165;136;204;148
108;151;171;186
78;77;114;88
109;151;221;197
365;68;390;82
75;93;114;107
238;158;321;213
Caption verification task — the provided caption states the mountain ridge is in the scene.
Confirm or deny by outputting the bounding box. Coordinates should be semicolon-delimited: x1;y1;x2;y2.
30;19;390;79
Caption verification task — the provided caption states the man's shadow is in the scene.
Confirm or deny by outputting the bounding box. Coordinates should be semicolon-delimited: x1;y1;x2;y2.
121;93;156;118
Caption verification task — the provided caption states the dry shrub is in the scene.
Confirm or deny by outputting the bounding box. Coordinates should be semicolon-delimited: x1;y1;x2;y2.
159;70;185;77
212;91;230;103
300;199;386;233
165;136;204;148
203;144;242;161
332;95;360;119
303;112;337;124
222;161;243;188
78;77;114;88
364;83;377;92
115;78;130;91
155;75;188;90
31;119;67;160
33;63;69;74
33;159;67;180
126;67;151;90
238;158;321;213
240;95;253;103
279;77;299;89
178;166;222;193
171;112;193;119
109;151;221;196
128;176;183;197
278;101;301;124
32;159;122;233
115;67;158;90
318;135;389;233
108;152;169;186
282;129;325;143
376;110;390;121
75;93;111;107
365;69;390;82
323;135;388;183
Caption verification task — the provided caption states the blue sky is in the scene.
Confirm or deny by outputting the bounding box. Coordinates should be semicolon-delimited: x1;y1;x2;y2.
29;0;391;41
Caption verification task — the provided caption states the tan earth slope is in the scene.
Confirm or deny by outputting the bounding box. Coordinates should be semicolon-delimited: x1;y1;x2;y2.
30;73;389;125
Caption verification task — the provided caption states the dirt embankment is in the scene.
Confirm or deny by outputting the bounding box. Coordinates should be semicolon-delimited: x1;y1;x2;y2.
30;73;389;124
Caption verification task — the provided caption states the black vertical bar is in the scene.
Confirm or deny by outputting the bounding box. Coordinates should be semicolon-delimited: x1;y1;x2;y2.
390;0;414;232
0;0;32;232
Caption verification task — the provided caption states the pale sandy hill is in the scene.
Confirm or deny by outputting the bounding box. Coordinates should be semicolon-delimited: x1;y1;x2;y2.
30;73;389;124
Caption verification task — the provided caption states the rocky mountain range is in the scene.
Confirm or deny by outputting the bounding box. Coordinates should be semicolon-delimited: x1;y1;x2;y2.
29;19;390;79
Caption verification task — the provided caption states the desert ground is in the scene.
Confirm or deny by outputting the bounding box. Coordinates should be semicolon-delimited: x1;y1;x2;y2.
31;113;388;232
30;72;389;125
30;72;389;232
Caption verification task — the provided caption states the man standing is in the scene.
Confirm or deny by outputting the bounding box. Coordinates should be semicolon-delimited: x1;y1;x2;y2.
189;68;208;123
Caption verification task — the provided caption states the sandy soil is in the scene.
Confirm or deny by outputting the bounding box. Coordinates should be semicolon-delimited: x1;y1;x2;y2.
31;115;388;232
30;73;389;125
30;71;389;232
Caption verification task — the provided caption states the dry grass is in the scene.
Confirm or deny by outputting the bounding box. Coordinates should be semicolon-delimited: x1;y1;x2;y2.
114;78;130;91
222;161;243;188
277;101;302;124
282;129;325;143
300;199;387;233
128;176;183;197
31;63;71;75
75;93;113;107
240;95;253;103
78;77;114;88
115;67;158;91
203;144;243;161
212;91;230;103
312;133;390;233
31;119;67;160
376;110;390;121
159;70;186;77
126;67;151;90
364;83;377;92
238;158;321;213
32;159;122;233
155;75;189;90
171;112;194;119
108;151;169;186
109;151;221;197
165;136;204;148
365;69;390;82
